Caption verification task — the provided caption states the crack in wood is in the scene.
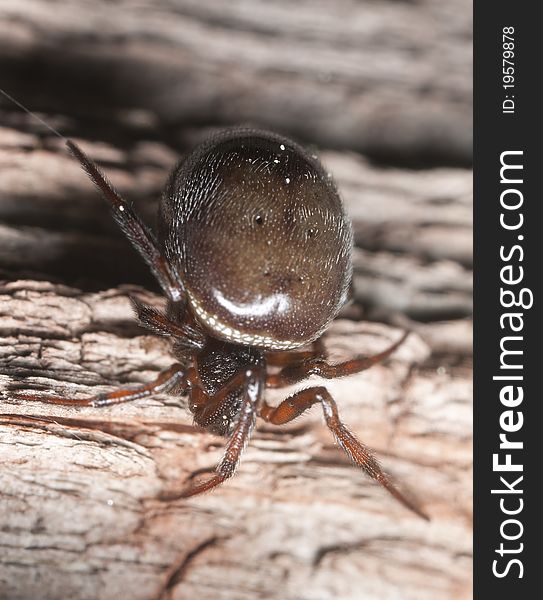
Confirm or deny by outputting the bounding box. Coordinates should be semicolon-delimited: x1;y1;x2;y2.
155;536;222;600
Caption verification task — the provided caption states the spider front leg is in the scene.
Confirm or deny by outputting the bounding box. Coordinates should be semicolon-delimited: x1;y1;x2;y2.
260;386;428;520
67;140;184;302
12;364;189;407
173;368;265;498
267;331;409;388
130;296;205;351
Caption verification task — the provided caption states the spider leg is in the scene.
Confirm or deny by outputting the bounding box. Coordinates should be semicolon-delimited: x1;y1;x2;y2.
191;368;262;427
12;364;188;408
265;337;327;367
66;140;184;302
260;385;428;520
130;296;205;350
175;368;264;498
267;331;408;388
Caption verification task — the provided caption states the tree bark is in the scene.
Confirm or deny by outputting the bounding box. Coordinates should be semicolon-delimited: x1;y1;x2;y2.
0;2;472;598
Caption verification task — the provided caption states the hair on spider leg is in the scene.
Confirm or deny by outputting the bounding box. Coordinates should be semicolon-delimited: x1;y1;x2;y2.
2;88;428;520
129;295;205;350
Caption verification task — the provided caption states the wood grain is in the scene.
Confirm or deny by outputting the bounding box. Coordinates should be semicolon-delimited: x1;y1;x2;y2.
1;282;471;600
0;0;472;165
0;1;472;597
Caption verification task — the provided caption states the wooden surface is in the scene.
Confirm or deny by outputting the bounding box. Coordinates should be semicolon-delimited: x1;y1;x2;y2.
0;0;472;166
0;282;472;600
0;1;472;599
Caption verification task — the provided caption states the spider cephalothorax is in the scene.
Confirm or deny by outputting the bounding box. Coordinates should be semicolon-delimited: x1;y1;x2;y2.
18;128;427;519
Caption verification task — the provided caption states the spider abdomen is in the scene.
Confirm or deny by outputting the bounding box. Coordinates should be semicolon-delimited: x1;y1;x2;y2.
160;129;353;350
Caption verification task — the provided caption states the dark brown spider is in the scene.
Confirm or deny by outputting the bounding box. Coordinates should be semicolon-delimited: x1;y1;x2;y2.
16;128;427;519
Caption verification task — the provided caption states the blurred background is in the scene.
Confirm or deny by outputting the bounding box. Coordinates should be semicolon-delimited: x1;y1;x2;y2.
0;1;472;599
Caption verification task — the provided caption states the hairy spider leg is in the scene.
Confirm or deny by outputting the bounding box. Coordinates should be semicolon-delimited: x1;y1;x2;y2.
130;296;205;350
266;331;409;388
66;140;184;302
260;386;429;520
14;364;188;408
189;368;262;427
173;368;265;498
265;337;327;367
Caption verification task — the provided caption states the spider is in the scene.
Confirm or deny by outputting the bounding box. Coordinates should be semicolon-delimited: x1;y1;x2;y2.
15;128;427;519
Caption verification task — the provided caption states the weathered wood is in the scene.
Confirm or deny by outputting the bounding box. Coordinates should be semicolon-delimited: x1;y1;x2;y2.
0;282;472;600
0;0;472;596
0;0;472;165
